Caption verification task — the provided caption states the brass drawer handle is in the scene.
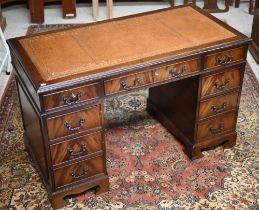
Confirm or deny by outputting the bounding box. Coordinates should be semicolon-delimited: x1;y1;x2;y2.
209;121;224;134
168;65;187;78
120;77;141;90
211;102;227;113
226;53;234;62
64;118;85;131
67;143;88;158
70;166;89;179
61;92;83;106
181;65;188;72
217;53;234;65
213;78;230;90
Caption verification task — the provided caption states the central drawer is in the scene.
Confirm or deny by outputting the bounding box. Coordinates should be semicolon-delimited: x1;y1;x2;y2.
152;58;200;82
53;156;105;189
47;104;102;140
104;70;153;95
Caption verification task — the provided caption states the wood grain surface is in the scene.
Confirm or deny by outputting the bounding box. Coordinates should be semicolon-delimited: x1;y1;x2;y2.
152;57;200;82
204;46;246;69
43;82;101;110
200;68;242;98
53;156;104;188
47;104;102;140
104;70;153;95
196;111;237;141
198;91;239;119
50;131;103;165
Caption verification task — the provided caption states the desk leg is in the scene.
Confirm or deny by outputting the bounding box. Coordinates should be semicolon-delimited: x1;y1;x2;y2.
62;0;77;18
235;0;240;7
203;0;229;13
170;0;175;6
93;0;99;20
29;0;44;23
50;176;109;209
106;0;113;19
147;75;237;160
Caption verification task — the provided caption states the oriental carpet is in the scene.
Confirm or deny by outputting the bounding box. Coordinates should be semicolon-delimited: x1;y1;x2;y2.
0;25;258;210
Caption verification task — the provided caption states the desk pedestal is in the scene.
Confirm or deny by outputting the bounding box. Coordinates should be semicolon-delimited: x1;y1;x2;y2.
148;72;241;159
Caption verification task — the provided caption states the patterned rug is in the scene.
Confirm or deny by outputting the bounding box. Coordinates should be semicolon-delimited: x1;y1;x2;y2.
0;25;258;210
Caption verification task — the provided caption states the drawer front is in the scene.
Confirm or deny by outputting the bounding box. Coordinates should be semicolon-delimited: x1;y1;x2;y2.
47;105;102;140
53;156;104;188
200;68;242;98
199;91;239;119
204;46;246;69
50;131;103;165
43;83;100;110
153;58;200;82
104;70;153;95
196;112;237;141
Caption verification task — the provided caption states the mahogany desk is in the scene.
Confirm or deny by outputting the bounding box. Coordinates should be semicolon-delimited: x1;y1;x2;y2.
8;5;250;209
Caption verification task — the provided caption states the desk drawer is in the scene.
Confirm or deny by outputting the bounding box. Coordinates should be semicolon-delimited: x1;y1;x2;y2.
47;105;102;140
104;70;153;95
199;91;239;120
196;112;237;141
200;68;242;98
204;46;246;69
50;131;103;165
53;156;104;188
43;83;101;110
153;58;200;82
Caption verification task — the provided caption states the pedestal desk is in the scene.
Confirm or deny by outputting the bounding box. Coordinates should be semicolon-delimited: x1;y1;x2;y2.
8;5;250;209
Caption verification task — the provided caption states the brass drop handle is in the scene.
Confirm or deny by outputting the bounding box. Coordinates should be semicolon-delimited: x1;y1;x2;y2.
67;143;88;157
211;102;227;113
181;65;188;72
209;121;224;134
70;166;89;179
226;53;234;62
213;78;230;90
168;65;187;78
217;53;234;65
217;56;226;65
120;77;141;90
168;67;179;78
61;92;83;105
64;118;85;131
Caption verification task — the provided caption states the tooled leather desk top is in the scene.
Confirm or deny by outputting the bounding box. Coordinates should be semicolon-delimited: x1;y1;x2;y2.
11;6;244;86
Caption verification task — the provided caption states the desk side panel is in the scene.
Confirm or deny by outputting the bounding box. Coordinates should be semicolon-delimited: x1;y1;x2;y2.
11;52;42;111
16;80;49;183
